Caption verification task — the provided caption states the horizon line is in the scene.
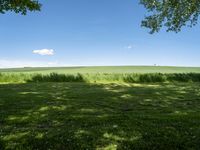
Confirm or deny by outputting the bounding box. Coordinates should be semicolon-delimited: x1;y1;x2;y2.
1;65;200;70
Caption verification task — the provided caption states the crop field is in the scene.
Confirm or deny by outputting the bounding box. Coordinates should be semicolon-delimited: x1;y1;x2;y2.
1;66;200;74
0;66;200;150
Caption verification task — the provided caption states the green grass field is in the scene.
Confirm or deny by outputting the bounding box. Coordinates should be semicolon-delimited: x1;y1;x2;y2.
1;66;200;74
0;66;200;149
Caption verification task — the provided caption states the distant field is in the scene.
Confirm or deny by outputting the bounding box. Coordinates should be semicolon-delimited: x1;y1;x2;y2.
1;66;200;74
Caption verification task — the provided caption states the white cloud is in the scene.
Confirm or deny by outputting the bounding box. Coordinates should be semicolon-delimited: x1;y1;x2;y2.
33;49;54;56
125;45;134;49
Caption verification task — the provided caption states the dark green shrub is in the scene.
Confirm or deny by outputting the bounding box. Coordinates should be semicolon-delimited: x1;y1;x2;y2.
28;73;85;82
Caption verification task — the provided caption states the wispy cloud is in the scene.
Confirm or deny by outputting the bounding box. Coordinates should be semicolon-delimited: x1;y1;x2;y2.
0;59;65;68
125;45;134;49
33;49;54;56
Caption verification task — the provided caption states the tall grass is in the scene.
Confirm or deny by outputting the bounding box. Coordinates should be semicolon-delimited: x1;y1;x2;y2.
28;73;84;82
0;72;200;83
0;73;32;83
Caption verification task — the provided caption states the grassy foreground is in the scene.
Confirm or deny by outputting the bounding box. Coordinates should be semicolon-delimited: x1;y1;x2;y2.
0;82;200;149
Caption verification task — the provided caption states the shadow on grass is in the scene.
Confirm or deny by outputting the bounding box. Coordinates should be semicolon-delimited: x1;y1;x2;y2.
0;82;200;149
27;73;85;82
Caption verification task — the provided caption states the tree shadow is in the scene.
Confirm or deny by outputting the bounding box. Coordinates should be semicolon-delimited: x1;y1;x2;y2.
0;82;200;150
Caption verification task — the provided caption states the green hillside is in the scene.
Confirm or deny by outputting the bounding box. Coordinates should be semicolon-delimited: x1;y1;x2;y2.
1;66;200;74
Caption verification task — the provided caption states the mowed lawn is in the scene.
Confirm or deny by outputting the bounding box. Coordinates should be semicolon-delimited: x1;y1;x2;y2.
0;82;200;150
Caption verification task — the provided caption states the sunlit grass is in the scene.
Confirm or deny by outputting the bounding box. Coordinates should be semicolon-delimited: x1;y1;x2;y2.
0;72;200;83
1;66;200;74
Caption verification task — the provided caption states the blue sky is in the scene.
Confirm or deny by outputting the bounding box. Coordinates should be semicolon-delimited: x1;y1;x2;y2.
0;0;200;68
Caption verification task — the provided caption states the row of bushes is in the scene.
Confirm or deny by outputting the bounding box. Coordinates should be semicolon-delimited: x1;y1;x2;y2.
0;72;200;83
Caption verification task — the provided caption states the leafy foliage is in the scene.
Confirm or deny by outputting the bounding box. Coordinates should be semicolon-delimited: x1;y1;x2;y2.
140;0;200;33
0;0;41;14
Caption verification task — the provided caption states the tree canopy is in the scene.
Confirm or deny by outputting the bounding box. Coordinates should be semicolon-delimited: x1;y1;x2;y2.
0;0;41;15
0;0;200;33
140;0;200;33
